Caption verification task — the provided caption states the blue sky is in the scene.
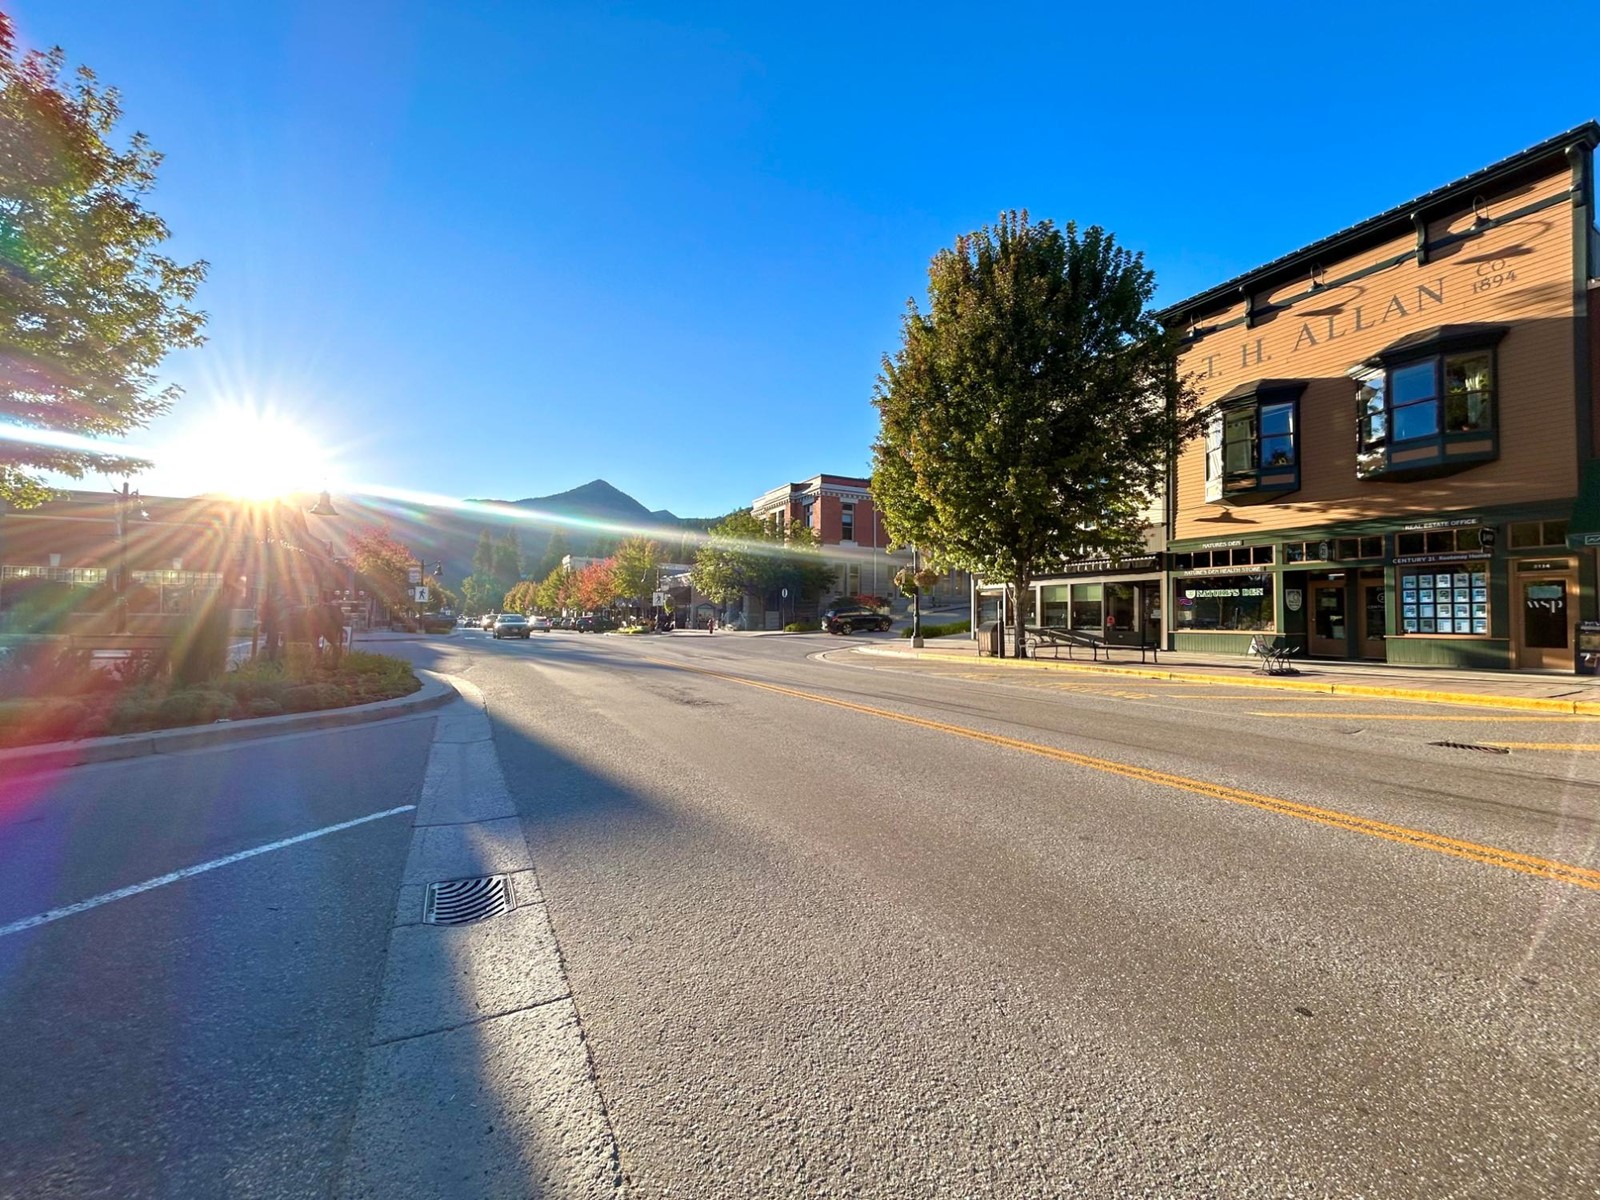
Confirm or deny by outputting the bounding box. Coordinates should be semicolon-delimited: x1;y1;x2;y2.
17;1;1597;516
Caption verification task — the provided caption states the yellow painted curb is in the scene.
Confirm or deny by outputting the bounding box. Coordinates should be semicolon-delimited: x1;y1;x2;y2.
858;644;1600;716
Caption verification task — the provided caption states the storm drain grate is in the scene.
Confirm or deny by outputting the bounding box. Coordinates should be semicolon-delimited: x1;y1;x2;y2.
1429;740;1511;755
423;875;515;925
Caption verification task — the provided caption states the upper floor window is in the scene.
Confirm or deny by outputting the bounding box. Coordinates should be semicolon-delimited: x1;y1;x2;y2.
1203;380;1305;505
1356;324;1506;481
840;502;855;541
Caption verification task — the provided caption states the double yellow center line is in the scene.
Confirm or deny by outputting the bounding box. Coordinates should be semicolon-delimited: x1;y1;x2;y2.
662;659;1600;896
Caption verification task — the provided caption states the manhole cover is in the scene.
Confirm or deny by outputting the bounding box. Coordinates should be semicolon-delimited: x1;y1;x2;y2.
1429;740;1511;755
424;875;515;925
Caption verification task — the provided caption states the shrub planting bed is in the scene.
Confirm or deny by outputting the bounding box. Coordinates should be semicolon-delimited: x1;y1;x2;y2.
0;647;421;749
901;620;971;639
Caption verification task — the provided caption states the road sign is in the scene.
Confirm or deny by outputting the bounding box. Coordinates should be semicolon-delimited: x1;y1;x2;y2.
781;588;789;599
407;566;422;585
412;586;429;603
652;591;667;606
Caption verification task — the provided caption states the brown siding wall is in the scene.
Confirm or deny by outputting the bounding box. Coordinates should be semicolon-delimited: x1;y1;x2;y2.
1173;164;1580;541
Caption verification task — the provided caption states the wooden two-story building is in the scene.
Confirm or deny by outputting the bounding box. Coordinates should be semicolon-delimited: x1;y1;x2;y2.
1161;123;1600;671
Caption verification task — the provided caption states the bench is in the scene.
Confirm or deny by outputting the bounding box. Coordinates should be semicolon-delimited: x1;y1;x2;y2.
1024;627;1160;664
1248;635;1299;675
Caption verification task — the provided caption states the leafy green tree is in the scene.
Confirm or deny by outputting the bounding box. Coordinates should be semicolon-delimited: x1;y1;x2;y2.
533;531;570;581
425;577;457;612
471;530;496;580
872;212;1198;656
610;537;663;610
460;574;496;615
534;566;571;614
767;524;837;600
690;511;837;612
691;511;766;607
492;530;521;594
0;16;207;506
501;580;536;614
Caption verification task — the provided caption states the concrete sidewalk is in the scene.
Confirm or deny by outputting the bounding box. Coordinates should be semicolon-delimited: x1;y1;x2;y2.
859;637;1600;714
338;676;622;1199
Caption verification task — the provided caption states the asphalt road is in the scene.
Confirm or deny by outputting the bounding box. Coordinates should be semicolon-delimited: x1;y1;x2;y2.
384;627;1600;1199
0;719;432;1199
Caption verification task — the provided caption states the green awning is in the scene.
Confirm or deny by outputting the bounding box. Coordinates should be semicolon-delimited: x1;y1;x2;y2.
1568;459;1600;549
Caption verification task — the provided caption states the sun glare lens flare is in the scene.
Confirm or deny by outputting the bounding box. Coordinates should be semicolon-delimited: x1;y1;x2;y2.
167;403;333;500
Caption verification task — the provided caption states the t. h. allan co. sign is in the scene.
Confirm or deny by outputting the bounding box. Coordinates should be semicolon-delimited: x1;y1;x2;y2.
1192;280;1446;384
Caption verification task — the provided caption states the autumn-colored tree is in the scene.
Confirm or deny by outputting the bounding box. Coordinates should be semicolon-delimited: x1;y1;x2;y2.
349;527;417;618
573;559;619;612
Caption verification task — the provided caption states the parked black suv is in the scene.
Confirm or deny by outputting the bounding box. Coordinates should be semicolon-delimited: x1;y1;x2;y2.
822;603;892;635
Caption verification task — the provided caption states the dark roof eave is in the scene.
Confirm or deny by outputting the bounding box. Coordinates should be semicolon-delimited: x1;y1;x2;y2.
1157;121;1600;324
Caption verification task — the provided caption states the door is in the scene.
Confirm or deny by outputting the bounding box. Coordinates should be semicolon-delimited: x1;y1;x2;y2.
1308;578;1349;658
1357;576;1387;660
1516;574;1577;670
1137;582;1162;646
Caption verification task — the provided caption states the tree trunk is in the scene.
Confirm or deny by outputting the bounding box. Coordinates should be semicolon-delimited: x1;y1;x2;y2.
1011;572;1030;659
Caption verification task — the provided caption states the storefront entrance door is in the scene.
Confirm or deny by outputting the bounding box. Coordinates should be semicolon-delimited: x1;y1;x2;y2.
1357;575;1387;660
1137;581;1161;645
1515;573;1577;670
1308;578;1349;658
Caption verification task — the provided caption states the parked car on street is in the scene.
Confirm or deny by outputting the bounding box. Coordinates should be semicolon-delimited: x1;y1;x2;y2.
492;614;531;639
822;603;893;635
575;614;616;633
528;615;553;632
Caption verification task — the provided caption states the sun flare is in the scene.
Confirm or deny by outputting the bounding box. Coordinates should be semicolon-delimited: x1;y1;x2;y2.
162;401;334;500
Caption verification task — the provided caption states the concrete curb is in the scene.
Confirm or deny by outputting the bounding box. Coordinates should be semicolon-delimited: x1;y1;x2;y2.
855;644;1600;716
0;674;458;776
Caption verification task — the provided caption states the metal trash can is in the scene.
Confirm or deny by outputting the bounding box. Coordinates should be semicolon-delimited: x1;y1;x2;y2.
978;620;1003;657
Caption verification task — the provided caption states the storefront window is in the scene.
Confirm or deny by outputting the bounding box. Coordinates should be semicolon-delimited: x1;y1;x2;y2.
1069;583;1102;632
1040;585;1069;629
1175;575;1273;632
1397;563;1488;635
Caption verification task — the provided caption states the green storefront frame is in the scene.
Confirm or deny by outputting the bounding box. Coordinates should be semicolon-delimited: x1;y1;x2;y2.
1168;500;1592;670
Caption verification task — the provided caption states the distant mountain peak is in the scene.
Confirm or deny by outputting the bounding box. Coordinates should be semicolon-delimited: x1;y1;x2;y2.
511;479;674;523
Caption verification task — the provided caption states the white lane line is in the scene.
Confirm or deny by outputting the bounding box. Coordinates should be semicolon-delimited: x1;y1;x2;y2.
0;804;416;939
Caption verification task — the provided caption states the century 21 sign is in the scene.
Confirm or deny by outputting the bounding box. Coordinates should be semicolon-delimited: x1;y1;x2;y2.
1191;278;1449;383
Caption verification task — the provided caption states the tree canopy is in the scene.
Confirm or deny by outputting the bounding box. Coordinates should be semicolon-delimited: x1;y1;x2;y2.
349;527;417;619
690;510;837;608
610;537;663;608
0;16;207;506
872;212;1198;655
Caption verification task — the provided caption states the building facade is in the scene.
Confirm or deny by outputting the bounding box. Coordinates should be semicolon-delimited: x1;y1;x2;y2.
0;490;347;638
971;487;1167;644
1162;124;1600;670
